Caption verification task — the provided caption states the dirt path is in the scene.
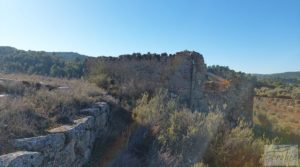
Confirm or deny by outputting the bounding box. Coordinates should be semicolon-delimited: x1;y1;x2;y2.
91;123;136;167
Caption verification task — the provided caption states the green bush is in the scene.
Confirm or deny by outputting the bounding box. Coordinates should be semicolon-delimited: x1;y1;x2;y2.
204;120;273;167
133;89;179;125
292;88;300;99
130;89;279;167
156;110;223;166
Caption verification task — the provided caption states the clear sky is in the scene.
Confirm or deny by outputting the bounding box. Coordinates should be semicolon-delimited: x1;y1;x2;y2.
0;0;299;74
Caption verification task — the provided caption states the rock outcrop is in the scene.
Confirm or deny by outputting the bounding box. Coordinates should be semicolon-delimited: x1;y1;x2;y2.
0;102;109;167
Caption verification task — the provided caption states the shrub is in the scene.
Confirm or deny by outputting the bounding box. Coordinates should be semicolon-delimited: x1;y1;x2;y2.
133;89;179;125
292;88;300;99
132;90;274;167
156;111;224;166
204;120;272;167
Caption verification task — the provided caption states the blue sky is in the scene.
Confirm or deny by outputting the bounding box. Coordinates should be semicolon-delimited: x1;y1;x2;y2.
0;0;299;74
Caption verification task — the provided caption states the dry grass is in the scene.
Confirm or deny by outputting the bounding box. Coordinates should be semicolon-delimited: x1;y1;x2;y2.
253;96;300;143
0;73;108;154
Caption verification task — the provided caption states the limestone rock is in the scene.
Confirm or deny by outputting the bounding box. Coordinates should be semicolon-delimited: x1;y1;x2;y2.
0;151;43;167
0;102;110;167
94;102;109;113
47;141;76;167
48;116;95;166
48;116;95;134
79;103;109;138
11;133;65;154
79;108;100;117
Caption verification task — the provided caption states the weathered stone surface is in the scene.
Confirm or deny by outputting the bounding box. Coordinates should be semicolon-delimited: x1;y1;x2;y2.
86;51;254;125
48;115;99;166
47;116;96;165
0;102;111;167
48;116;95;134
94;102;109;125
79;103;109;139
79;108;100;117
86;51;207;108
11;133;65;154
47;141;76;167
0;151;43;167
94;102;109;112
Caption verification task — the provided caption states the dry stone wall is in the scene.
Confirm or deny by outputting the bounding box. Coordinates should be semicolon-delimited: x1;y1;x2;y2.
87;51;207;106
87;50;254;124
0;102;109;167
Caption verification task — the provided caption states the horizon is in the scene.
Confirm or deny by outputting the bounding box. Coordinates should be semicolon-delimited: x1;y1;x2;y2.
0;0;299;74
1;45;300;75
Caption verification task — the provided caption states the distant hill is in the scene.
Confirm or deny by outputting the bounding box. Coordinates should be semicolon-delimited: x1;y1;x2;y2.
0;46;86;78
253;71;300;80
253;71;300;86
253;71;300;99
52;52;86;61
0;46;86;61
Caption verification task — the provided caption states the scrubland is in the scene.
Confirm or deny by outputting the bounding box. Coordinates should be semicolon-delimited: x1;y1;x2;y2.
0;73;107;154
109;90;276;167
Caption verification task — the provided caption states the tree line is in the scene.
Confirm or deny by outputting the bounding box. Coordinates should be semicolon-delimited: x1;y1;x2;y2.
0;47;85;78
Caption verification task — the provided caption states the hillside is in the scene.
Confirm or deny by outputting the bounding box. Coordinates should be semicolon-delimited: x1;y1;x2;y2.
0;49;263;167
0;47;86;61
254;71;300;87
253;71;300;99
253;71;300;146
0;47;299;167
254;71;300;79
0;47;86;78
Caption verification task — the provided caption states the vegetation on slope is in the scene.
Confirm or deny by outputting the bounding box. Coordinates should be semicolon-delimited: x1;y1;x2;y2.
254;71;300;85
1;48;298;166
254;71;300;99
250;71;300;167
255;86;300;99
253;97;300;143
0;47;85;78
207;65;253;80
112;90;274;167
0;73;108;154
